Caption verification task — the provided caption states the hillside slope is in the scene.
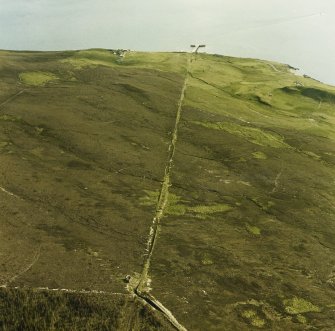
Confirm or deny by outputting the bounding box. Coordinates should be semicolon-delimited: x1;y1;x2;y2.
0;49;335;330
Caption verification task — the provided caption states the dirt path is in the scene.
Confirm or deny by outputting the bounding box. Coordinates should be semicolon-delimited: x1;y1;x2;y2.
267;63;280;72
5;248;41;286
0;89;26;110
271;168;283;193
133;54;191;331
0;285;127;296
318;99;323;109
0;186;18;198
136;57;190;292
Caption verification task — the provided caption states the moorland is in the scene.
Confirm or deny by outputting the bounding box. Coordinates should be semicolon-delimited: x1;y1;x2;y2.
0;49;335;330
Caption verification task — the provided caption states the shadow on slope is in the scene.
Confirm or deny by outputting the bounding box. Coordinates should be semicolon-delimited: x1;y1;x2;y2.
0;287;173;331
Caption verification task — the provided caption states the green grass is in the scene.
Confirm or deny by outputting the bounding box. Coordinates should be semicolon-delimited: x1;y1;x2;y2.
245;224;261;236
252;151;267;160
283;297;321;315
140;191;232;218
122;52;188;74
200;253;214;266
19;71;59;86
192;121;289;148
61;49;119;68
241;310;266;328
62;49;188;74
188;204;232;215
296;314;307;324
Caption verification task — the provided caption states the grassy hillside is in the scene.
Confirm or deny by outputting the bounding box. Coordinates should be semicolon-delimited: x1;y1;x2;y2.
0;49;334;330
150;54;335;330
